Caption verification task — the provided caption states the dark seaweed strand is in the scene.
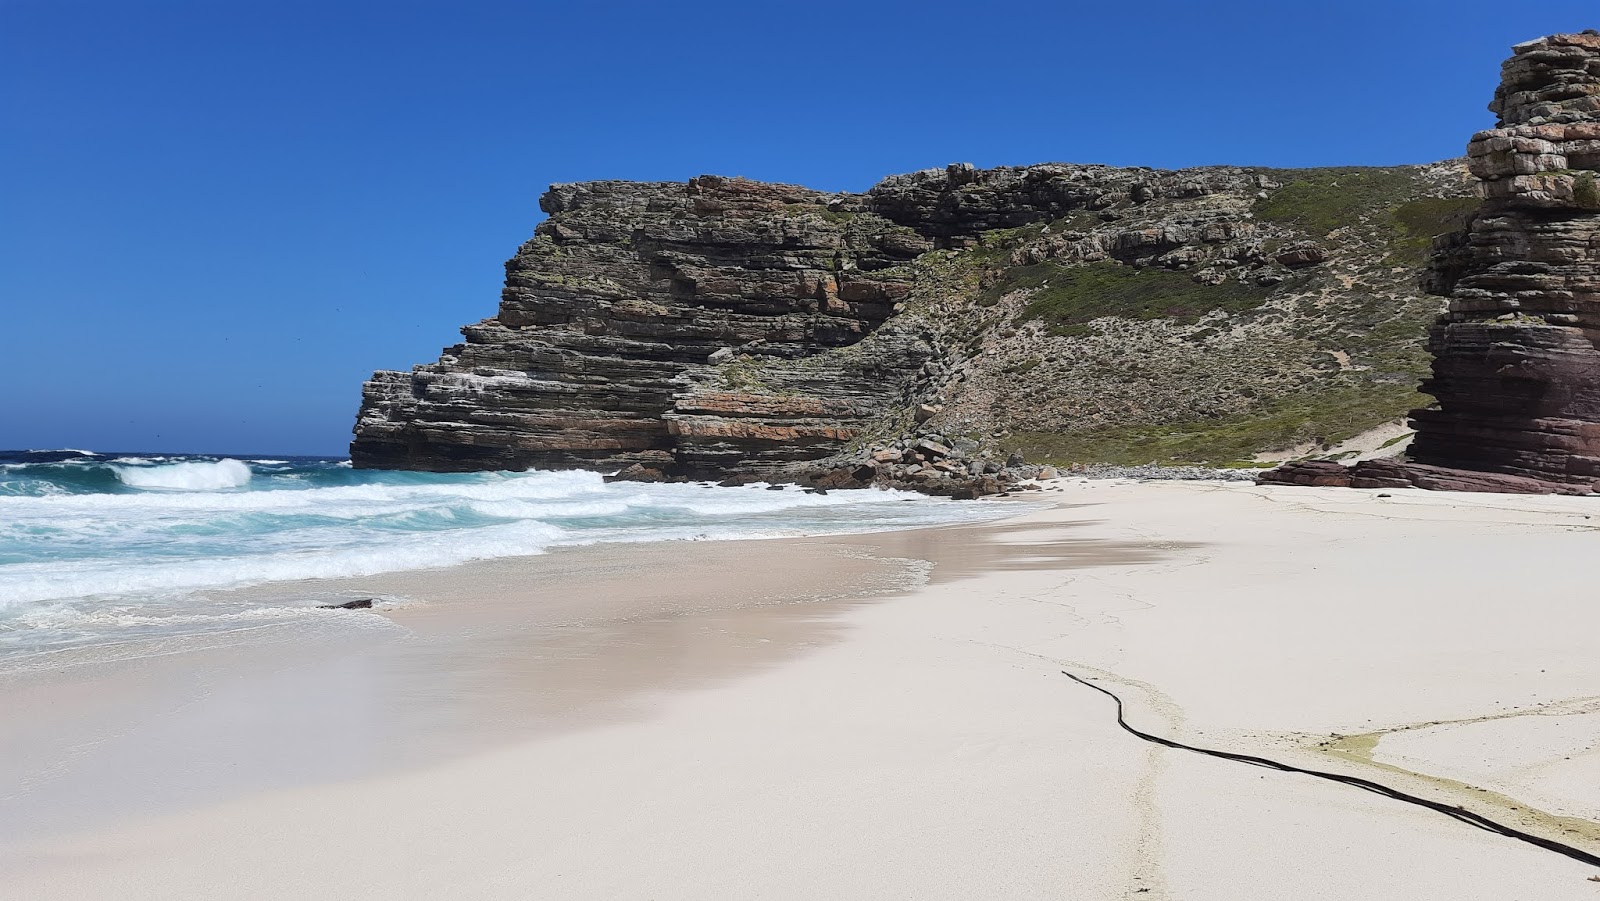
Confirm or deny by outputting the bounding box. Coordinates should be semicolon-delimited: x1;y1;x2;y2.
1060;670;1600;870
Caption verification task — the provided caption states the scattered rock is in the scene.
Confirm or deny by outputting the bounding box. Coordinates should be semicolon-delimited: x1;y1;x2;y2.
319;598;375;610
605;463;668;483
1272;243;1325;268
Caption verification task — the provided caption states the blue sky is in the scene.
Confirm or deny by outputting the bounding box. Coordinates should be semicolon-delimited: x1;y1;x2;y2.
3;0;1595;455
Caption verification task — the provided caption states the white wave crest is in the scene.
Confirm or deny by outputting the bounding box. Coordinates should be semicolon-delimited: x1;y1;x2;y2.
113;459;253;491
0;518;567;606
0;466;1019;625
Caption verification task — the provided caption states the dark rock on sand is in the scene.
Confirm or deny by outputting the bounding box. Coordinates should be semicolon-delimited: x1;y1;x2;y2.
319;598;376;610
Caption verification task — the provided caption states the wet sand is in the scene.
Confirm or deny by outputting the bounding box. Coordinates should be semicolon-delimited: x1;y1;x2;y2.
5;481;1600;899
0;530;974;843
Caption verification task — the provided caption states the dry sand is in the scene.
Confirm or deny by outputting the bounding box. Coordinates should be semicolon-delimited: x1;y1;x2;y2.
5;481;1600;899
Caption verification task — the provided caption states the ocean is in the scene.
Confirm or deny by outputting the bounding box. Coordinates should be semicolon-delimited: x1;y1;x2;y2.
0;449;1012;664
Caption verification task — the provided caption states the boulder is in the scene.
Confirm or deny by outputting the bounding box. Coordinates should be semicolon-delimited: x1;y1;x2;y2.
318;598;375;610
605;463;668;483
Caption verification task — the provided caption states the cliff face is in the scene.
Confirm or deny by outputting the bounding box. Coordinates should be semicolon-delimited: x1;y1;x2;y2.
1407;32;1600;484
352;157;1475;479
351;176;933;474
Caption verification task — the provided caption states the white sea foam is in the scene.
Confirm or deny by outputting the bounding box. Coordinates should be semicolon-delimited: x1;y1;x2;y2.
0;518;569;606
0;461;1019;654
113;459;253;490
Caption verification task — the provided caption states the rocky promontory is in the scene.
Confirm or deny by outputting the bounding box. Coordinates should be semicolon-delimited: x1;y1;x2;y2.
353;106;1479;492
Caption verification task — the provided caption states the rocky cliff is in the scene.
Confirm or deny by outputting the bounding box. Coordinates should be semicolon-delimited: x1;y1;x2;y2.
1411;32;1600;484
1264;31;1600;495
352;143;1477;486
352;175;933;475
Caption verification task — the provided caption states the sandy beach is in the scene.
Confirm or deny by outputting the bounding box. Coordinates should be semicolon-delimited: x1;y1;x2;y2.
5;480;1600;899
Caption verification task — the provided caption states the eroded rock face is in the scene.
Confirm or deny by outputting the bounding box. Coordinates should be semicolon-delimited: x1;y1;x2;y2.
350;175;932;474
350;162;1306;476
353;150;1465;482
1407;32;1600;486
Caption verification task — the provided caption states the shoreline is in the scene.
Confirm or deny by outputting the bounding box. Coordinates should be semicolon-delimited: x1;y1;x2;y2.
6;480;1600;898
1;512;1030;845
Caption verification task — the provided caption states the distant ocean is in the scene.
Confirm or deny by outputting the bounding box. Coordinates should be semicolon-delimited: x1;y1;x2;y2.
0;449;1009;663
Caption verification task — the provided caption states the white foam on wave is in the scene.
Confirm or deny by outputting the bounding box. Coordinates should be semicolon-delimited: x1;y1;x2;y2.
113;459;253;491
4;467;603;515
247;459;290;465
468;497;640;520
0;518;568;606
0;465;1015;629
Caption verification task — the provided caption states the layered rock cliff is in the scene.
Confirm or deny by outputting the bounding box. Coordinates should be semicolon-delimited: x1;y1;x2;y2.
1264;31;1600;495
1410;31;1600;484
351;176;933;474
352;149;1475;482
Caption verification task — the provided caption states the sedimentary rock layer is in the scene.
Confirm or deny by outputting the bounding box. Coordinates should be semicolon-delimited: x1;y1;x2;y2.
353;158;1468;478
1257;458;1593;495
1406;32;1600;486
350;175;932;474
352;163;1346;475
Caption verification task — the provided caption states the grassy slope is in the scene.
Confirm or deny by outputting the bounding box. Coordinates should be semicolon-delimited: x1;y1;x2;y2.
931;165;1478;465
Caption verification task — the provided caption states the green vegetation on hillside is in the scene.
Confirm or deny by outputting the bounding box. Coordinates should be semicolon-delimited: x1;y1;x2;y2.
907;164;1470;466
1252;167;1419;236
1003;383;1426;466
990;262;1275;337
1389;196;1478;262
1253;166;1478;263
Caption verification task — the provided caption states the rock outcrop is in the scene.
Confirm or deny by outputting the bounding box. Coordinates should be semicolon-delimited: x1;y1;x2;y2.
1257;458;1591;495
353;157;1475;486
350;176;933;475
1408;32;1600;486
1263;32;1600;495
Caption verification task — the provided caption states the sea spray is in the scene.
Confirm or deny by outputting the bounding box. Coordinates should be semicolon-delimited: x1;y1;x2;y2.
113;458;253;490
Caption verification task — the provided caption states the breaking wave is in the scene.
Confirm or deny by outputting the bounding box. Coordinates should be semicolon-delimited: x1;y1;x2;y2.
0;451;1016;655
113;458;253;490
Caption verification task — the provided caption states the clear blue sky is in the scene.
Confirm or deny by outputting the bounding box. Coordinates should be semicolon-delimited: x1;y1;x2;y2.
3;1;1594;455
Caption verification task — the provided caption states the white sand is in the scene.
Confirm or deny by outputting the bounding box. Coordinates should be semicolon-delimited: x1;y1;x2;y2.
5;480;1600;898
